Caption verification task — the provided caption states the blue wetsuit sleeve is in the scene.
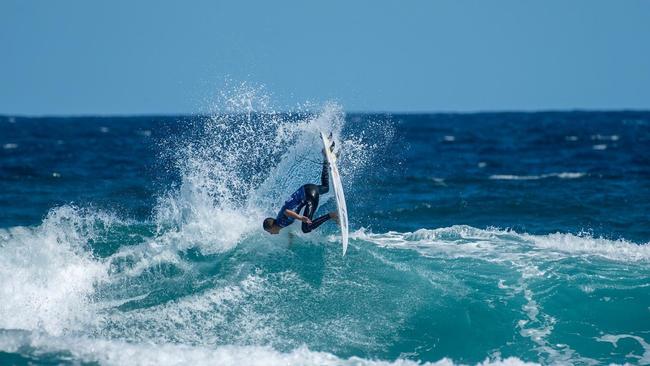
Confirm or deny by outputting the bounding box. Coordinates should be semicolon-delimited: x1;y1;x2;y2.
275;187;307;227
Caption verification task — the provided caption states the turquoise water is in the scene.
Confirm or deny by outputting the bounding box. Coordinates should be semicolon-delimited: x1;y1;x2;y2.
1;102;649;365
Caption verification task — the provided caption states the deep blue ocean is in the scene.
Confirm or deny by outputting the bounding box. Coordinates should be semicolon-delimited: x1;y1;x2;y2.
1;107;649;365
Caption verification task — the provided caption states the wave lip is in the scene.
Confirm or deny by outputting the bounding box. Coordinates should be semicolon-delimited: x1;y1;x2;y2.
353;225;650;263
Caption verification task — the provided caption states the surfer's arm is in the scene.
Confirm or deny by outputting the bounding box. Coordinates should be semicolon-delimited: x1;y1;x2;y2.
285;209;312;224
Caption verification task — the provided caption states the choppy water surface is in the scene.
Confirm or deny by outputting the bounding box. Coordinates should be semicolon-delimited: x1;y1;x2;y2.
1;105;649;365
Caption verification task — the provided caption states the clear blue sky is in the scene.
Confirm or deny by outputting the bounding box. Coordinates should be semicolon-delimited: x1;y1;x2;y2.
2;0;649;115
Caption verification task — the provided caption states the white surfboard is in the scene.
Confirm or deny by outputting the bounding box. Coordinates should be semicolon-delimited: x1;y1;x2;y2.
320;132;349;255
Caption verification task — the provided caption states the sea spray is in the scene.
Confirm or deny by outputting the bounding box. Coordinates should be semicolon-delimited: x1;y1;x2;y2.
153;84;393;255
0;206;114;335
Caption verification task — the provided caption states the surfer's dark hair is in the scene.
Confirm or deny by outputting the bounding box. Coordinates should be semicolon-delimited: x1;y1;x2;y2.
263;217;275;231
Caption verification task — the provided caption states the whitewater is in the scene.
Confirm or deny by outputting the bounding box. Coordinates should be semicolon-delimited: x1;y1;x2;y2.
1;92;649;365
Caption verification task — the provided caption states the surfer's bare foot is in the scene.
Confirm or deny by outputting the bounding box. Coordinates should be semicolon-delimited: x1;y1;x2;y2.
329;211;340;224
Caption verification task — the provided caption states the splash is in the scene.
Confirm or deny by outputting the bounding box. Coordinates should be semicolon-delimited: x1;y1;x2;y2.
0;85;395;338
0;206;116;335
154;83;393;254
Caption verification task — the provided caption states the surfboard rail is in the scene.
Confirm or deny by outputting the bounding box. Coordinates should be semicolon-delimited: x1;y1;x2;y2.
320;132;349;255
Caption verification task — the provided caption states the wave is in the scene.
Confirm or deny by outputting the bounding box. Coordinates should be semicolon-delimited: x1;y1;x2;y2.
590;134;619;141
0;98;399;357
351;226;649;365
352;225;650;263
1;205;648;365
0;206;116;335
489;172;585;181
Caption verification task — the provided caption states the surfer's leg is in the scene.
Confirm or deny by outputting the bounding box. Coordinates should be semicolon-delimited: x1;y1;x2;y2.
301;185;323;233
301;197;332;233
302;185;319;219
318;160;329;194
318;137;334;194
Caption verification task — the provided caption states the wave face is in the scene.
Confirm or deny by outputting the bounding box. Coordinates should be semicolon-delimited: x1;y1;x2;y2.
1;100;649;365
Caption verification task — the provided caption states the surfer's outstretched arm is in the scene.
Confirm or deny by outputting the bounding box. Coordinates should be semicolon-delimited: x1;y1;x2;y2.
285;209;312;224
301;212;337;233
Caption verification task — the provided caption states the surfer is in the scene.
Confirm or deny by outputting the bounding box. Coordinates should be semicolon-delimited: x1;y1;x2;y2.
263;141;338;235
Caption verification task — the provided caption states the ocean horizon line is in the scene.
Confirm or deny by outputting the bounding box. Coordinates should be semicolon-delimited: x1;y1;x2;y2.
1;108;650;119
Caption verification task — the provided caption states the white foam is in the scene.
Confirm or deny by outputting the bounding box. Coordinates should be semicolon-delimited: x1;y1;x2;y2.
591;134;619;141
592;144;607;150
429;177;447;186
3;143;18;149
153;180;256;255
554;172;585;179
596;334;650;365
489;172;585;181
517;288;557;358
0;206;114;335
353;225;650;263
96;273;278;345
0;331;539;366
489;175;540;181
522;231;650;262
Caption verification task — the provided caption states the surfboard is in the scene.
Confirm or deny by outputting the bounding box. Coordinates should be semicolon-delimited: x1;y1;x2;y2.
320;132;349;255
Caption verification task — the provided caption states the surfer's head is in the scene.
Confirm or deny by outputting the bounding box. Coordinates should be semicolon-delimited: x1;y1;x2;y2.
263;217;281;234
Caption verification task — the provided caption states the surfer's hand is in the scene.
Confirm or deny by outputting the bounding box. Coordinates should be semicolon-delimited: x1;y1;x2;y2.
329;211;339;223
301;216;312;224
